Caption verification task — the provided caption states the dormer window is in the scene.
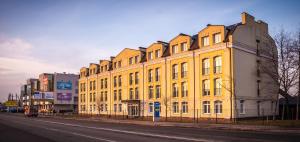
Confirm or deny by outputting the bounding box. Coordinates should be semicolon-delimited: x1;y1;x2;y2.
118;61;121;68
135;55;139;63
181;42;188;51
202;36;209;46
155;49;160;58
172;45;178;54
129;57;133;65
114;62;117;69
213;33;221;44
148;51;153;60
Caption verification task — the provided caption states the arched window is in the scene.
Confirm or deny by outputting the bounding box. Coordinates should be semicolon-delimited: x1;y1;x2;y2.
214;56;222;74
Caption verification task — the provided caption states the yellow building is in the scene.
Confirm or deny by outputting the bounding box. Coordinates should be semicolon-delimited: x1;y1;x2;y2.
78;12;278;120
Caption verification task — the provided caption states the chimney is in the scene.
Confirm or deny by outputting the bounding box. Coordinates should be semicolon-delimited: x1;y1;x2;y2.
241;12;255;25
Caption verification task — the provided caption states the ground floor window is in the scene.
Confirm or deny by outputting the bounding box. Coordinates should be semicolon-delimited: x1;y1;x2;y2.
214;101;222;114
149;103;153;113
182;102;188;113
119;104;122;112
114;104;117;112
172;102;179;113
239;100;245;114
203;101;210;114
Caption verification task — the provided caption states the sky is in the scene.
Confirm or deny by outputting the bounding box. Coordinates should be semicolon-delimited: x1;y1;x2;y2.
0;0;300;102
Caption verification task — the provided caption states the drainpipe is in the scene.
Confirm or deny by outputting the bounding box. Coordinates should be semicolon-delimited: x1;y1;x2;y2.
165;57;168;120
193;50;196;122
142;63;145;118
227;41;233;121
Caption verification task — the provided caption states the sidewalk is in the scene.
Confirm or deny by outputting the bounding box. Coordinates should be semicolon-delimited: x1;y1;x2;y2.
39;114;300;134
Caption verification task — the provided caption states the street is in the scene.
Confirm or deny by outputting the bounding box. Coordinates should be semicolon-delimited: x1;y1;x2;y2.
0;113;299;142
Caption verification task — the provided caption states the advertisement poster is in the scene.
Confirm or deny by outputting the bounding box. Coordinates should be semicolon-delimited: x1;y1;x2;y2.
44;92;54;99
33;92;42;99
57;81;72;90
57;93;72;101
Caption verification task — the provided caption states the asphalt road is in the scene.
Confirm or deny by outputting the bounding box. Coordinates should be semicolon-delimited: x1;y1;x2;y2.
0;113;299;142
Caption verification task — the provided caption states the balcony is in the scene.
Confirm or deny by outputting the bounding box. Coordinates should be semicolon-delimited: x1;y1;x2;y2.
214;66;222;74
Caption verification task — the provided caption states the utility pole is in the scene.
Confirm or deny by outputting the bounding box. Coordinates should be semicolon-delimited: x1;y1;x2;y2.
297;49;300;120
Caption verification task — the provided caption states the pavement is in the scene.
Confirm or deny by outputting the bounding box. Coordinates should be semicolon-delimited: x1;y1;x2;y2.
0;113;300;142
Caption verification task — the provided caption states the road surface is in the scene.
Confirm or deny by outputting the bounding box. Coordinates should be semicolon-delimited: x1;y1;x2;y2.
0;113;299;142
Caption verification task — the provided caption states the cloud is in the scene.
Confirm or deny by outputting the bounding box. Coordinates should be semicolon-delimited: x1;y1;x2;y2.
0;36;78;102
0;36;33;58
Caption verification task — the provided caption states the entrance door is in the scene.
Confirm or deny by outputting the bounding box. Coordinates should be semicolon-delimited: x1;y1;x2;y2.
128;104;139;117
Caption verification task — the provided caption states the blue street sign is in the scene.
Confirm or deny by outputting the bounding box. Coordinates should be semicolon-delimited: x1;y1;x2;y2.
153;102;160;122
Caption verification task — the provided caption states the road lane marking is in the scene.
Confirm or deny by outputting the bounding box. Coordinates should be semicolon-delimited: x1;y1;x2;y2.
34;119;217;142
5;117;117;142
45;127;117;142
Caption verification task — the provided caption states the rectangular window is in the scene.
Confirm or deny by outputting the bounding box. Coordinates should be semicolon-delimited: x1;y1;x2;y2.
214;56;222;74
155;49;160;58
129;88;134;100
202;58;210;75
105;78;107;88
105;91;108;101
203;80;210;96
118;75;122;87
129;73;133;85
155;85;161;99
148;69;153;82
114;90;117;101
181;62;188;78
118;89;122;100
135;72;139;84
172;45;178;54
172;64;178;79
172;83;178;97
113;76;117;87
101;79;104;89
203;101;210;114
114;104;117;112
148;86;153;99
172;102;179;113
214;101;222;114
119;104;122;112
118;61;121;68
182;102;188;113
149;103;153;113
181;82;188;97
202;36;209;46
148;51;153;60
129;57;133;65
214;78;222;96
155;68;160;82
213;33;221;44
181;42;188;51
135;55;139;63
240;100;245;114
135;87;139;100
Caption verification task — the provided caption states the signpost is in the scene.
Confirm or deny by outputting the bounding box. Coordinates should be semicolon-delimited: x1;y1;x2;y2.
153;102;160;122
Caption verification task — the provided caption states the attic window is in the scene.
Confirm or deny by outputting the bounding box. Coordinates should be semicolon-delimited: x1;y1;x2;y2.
202;36;209;46
213;33;221;44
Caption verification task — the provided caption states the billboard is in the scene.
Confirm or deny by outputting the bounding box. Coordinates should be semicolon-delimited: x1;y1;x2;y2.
57;81;72;90
33;92;42;99
4;101;17;107
57;93;72;101
44;92;54;99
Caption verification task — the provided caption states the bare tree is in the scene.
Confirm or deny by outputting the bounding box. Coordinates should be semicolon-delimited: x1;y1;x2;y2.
162;95;171;121
96;94;105;116
262;29;300;119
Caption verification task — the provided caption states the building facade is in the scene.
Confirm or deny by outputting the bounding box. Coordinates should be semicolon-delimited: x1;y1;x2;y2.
78;12;278;119
21;73;79;113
